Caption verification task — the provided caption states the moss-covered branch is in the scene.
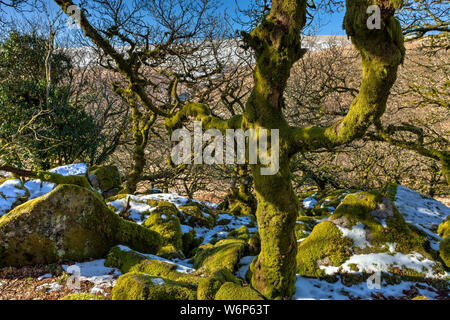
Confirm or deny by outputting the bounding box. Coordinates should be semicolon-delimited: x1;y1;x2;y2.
0;164;92;189
165;102;243;134
289;0;406;153
366;127;450;185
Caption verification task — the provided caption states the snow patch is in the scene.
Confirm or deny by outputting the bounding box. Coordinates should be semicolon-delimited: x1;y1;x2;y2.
294;276;441;300
337;223;371;249
62;259;122;295
303;197;317;209
117;246;195;274
0;179;26;216
49;163;88;176
236;256;256;279
320;252;446;279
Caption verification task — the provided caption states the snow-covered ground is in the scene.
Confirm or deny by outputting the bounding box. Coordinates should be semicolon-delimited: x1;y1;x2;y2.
294;276;443;300
61;259;122;295
0;179;26;216
395;185;450;250
116;245;195;274
107;195;256;245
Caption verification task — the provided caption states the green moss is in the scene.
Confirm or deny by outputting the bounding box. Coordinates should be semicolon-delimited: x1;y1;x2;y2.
112;272;196;300
178;205;215;228
438;217;449;239
296;221;352;277
439;239;450;268
198;276;223;300
90;165;122;192
105;246;201;285
193;239;247;274
106;194;128;202
144;201;182;254
197;268;241;300
228;226;251;241
182;228;202;257
248;233;261;256
332;192;428;255
36;171;92;190
60;293;106;300
215;282;264;300
0;185;161;267
411;296;430;301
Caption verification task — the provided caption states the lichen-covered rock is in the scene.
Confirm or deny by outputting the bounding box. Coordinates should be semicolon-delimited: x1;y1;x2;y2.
112;272;196;300
296;221;353;277
197;268;241;300
0;185;161;267
60;293;106;300
89;165;122;195
193;238;247;274
144;201;183;257
214;282;264;300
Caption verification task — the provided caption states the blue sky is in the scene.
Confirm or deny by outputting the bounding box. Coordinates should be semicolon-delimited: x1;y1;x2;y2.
1;0;347;36
222;0;346;35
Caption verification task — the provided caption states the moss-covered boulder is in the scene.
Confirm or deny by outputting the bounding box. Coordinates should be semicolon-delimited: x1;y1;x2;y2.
178;205;215;228
182;228;202;257
0;184;161;267
197;268;241;300
438;217;449;239
330;191;428;253
214;282;264;300
193;238;247;274
105;246;201;285
89;165;122;196
299;189;354;217
296;190;444;279
60;293;106;300
228;226;251;241
296;221;352;277
438;217;450;267
143;201;183;258
112;272;196;300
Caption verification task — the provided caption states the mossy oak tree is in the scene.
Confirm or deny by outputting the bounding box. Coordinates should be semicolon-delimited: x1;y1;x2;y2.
167;0;406;299
54;0;406;299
